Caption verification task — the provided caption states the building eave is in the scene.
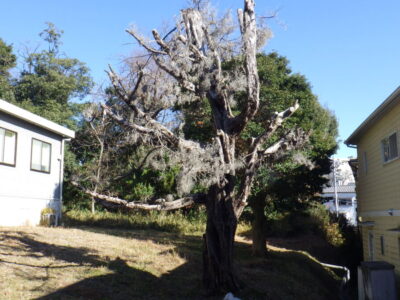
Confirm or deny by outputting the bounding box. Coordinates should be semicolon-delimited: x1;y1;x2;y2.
0;99;75;139
345;86;400;146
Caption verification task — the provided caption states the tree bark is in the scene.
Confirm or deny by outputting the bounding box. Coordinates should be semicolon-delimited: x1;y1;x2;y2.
202;177;241;294
250;195;268;256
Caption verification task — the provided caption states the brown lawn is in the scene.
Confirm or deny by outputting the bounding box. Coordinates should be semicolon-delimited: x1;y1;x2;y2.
0;226;341;299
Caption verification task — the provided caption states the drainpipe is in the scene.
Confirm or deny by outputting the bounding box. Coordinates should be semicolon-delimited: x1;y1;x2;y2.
58;138;70;225
320;261;351;296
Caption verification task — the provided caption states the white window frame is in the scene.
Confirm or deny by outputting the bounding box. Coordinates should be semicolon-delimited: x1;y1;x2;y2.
381;132;399;163
30;138;51;173
0;127;17;167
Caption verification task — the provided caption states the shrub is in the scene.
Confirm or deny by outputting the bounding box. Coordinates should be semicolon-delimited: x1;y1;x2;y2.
265;202;344;246
40;207;57;226
306;203;344;247
129;182;155;202
63;208;207;235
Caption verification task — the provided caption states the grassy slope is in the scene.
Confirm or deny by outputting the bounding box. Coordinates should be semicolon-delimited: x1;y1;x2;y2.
0;224;341;300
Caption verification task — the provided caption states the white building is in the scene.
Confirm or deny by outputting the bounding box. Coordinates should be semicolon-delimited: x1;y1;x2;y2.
0;99;74;226
321;158;357;225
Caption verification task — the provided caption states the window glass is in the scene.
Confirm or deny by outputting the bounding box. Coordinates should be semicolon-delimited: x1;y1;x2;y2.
0;127;16;166
363;151;368;174
389;134;398;158
398;237;400;258
382;132;398;162
4;130;16;164
31;139;42;171
41;142;51;172
0;128;4;162
368;232;374;261
31;139;51;173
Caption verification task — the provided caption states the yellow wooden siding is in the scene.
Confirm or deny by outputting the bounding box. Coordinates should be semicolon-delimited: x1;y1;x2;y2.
360;216;400;274
356;100;400;212
354;99;400;272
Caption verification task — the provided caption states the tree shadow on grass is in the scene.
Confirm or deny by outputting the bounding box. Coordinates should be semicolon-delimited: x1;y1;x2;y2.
0;229;209;299
37;257;189;300
50;226;341;300
0;231;104;267
0;228;341;300
37;256;217;300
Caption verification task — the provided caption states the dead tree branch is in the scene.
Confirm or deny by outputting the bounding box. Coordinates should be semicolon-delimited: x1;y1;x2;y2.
71;181;205;211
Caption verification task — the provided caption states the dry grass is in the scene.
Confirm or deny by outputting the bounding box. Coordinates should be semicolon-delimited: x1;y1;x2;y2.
0;226;341;300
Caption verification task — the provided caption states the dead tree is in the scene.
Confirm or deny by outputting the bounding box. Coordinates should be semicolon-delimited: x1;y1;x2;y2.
78;0;308;293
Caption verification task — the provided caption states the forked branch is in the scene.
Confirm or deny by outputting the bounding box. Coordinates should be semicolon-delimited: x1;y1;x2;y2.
231;0;260;134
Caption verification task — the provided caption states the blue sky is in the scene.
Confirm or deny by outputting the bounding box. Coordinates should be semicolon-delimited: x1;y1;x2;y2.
1;0;400;158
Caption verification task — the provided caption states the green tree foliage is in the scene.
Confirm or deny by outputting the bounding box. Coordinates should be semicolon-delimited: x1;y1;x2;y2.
248;53;337;255
68;91;182;209
0;38;16;101
181;52;338;254
249;52;337;203
13;22;93;129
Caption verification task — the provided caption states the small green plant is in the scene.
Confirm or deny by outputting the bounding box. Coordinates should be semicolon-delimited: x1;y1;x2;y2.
39;207;56;226
306;203;344;246
130;182;155;202
263;202;344;246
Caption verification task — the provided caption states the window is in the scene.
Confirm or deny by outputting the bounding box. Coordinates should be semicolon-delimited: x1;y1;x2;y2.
368;232;374;261
363;151;368;174
0;127;17;166
398;237;400;258
339;199;352;206
380;235;385;256
382;132;398;162
31;139;51;173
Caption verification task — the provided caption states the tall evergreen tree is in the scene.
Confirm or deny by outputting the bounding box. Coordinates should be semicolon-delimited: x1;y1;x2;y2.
13;22;93;129
0;38;16;101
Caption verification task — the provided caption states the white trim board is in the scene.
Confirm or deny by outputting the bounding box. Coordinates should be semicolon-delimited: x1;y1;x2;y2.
0;99;75;138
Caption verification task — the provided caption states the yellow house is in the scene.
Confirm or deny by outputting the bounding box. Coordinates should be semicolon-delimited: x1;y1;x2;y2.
346;86;400;273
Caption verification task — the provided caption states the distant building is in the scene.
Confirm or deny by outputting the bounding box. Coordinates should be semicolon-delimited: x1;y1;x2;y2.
322;184;357;225
321;158;357;225
0;99;74;226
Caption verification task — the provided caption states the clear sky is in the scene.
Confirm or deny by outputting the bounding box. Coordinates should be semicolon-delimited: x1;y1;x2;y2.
1;0;400;158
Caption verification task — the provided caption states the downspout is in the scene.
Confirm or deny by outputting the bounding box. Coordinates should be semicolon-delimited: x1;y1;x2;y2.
58;137;70;225
320;261;351;298
320;262;350;284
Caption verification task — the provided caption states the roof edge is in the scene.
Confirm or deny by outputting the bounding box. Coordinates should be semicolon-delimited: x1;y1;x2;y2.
345;86;400;146
0;99;75;138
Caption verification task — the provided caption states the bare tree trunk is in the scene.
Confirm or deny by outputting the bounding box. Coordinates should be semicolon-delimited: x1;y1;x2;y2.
91;198;96;214
91;120;105;214
250;194;268;256
202;177;241;294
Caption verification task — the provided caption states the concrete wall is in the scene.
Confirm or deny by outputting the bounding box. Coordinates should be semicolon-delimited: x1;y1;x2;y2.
0;111;63;226
356;98;400;274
